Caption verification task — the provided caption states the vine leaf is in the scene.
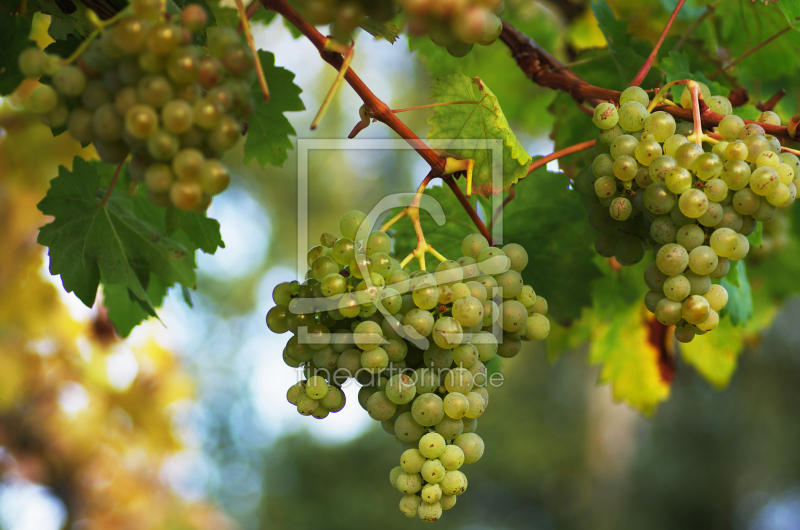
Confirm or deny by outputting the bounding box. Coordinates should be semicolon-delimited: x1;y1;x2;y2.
481;169;604;322
590;0;661;87
427;73;532;198
721;260;753;326
0;14;34;96
679;317;743;390
658;50;725;97
26;0;97;37
359;18;401;43
102;274;171;337
589;305;671;416
37;157;197;309
732;106;761;121
165;206;224;255
243;50;305;168
747;221;763;247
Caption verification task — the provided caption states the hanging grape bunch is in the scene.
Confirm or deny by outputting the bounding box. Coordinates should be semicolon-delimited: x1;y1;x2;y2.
18;1;256;212
266;210;550;521
398;0;506;57
576;82;798;343
292;0;399;43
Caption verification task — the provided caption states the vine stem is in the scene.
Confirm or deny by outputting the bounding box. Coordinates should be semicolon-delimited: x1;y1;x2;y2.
100;160;124;207
443;177;492;245
63;7;131;64
498;19;795;140
527;139;596;175
235;0;270;102
261;0;447;174
757;89;786;112
629;0;686;87
708;24;794;80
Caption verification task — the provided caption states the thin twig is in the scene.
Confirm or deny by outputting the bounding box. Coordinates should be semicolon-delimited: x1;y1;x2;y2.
237;1;262;33
709;24;793;79
236;0;270;102
100;161;125;207
392;101;477;113
757;89;786;112
443;177;492;245
629;0;686;87
311;41;354;130
673;0;724;51
527;139;596;175
262;0;447;174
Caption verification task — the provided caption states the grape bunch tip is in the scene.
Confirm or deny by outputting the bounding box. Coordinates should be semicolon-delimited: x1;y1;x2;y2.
266;209;549;521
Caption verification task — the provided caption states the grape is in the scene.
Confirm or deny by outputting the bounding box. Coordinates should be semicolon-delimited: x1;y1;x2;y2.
644;183;677;214
729;233;750;261
81;80;112;111
454;433;484;464
644;262;668;291
386;373;416;405
396;472;423;494
655;298;682;325
718;115;745;141
707;95;732;115
750;167;780;196
704;179;728;202
18;47;46;78
419;432;447;459
756;111;781;126
199;160;230;195
593;102;619;130
664;134;689;157
644;111;676;142
743;135;770;162
465;392;486;418
664;167;692;194
446;40;473;57
657;244;689;275
679;189;709;219
125;104;159;139
144;163;174;194
399;494;421;518
367;391;397;421
618;101;649;131
698;201;723;227
693;153;723;181
411;393;445;427
688;245;718;275
67;108;95;143
611;135;638;159
421;481;443;504
682;295;710;324
674;323;696;343
663;275;690;301
147;129;179;161
733;188;760;215
674;142;704;169
432;317;463;349
650;216;678;246
52;65;87;97
401;448;426;474
525;313;550;341
704;284;729;311
752;198;777;222
29;85;59;114
613;155;638;181
418;501;442;522
395;412;425;442
502;243;528;272
443;392;470;419
635;139;662;166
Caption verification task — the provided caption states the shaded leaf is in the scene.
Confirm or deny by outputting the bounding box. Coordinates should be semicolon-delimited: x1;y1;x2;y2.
732;106;761;121
721;260;753;326
37;158;197;308
427;73;532;197
165;206;224;254
359;18;401;43
243;50;305;168
0;14;34;96
658;50;727;97
103;274;171;337
747;221;763;247
484;169;604;322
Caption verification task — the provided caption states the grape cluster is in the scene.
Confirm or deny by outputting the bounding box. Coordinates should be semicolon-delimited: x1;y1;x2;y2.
266;210;550;520
294;0;398;43
18;1;255;211
399;0;506;57
579;84;798;342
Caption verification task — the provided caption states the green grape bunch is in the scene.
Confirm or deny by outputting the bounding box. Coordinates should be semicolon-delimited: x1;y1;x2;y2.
580;84;798;343
18;0;256;212
266;209;550;520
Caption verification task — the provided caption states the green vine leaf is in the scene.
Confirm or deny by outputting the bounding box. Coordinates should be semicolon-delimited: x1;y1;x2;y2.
427;73;532;198
359;18;401;43
658;50;726;97
243;50;305;168
0;14;34;96
37;158;197;309
721;260;753;326
102;274;171;337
